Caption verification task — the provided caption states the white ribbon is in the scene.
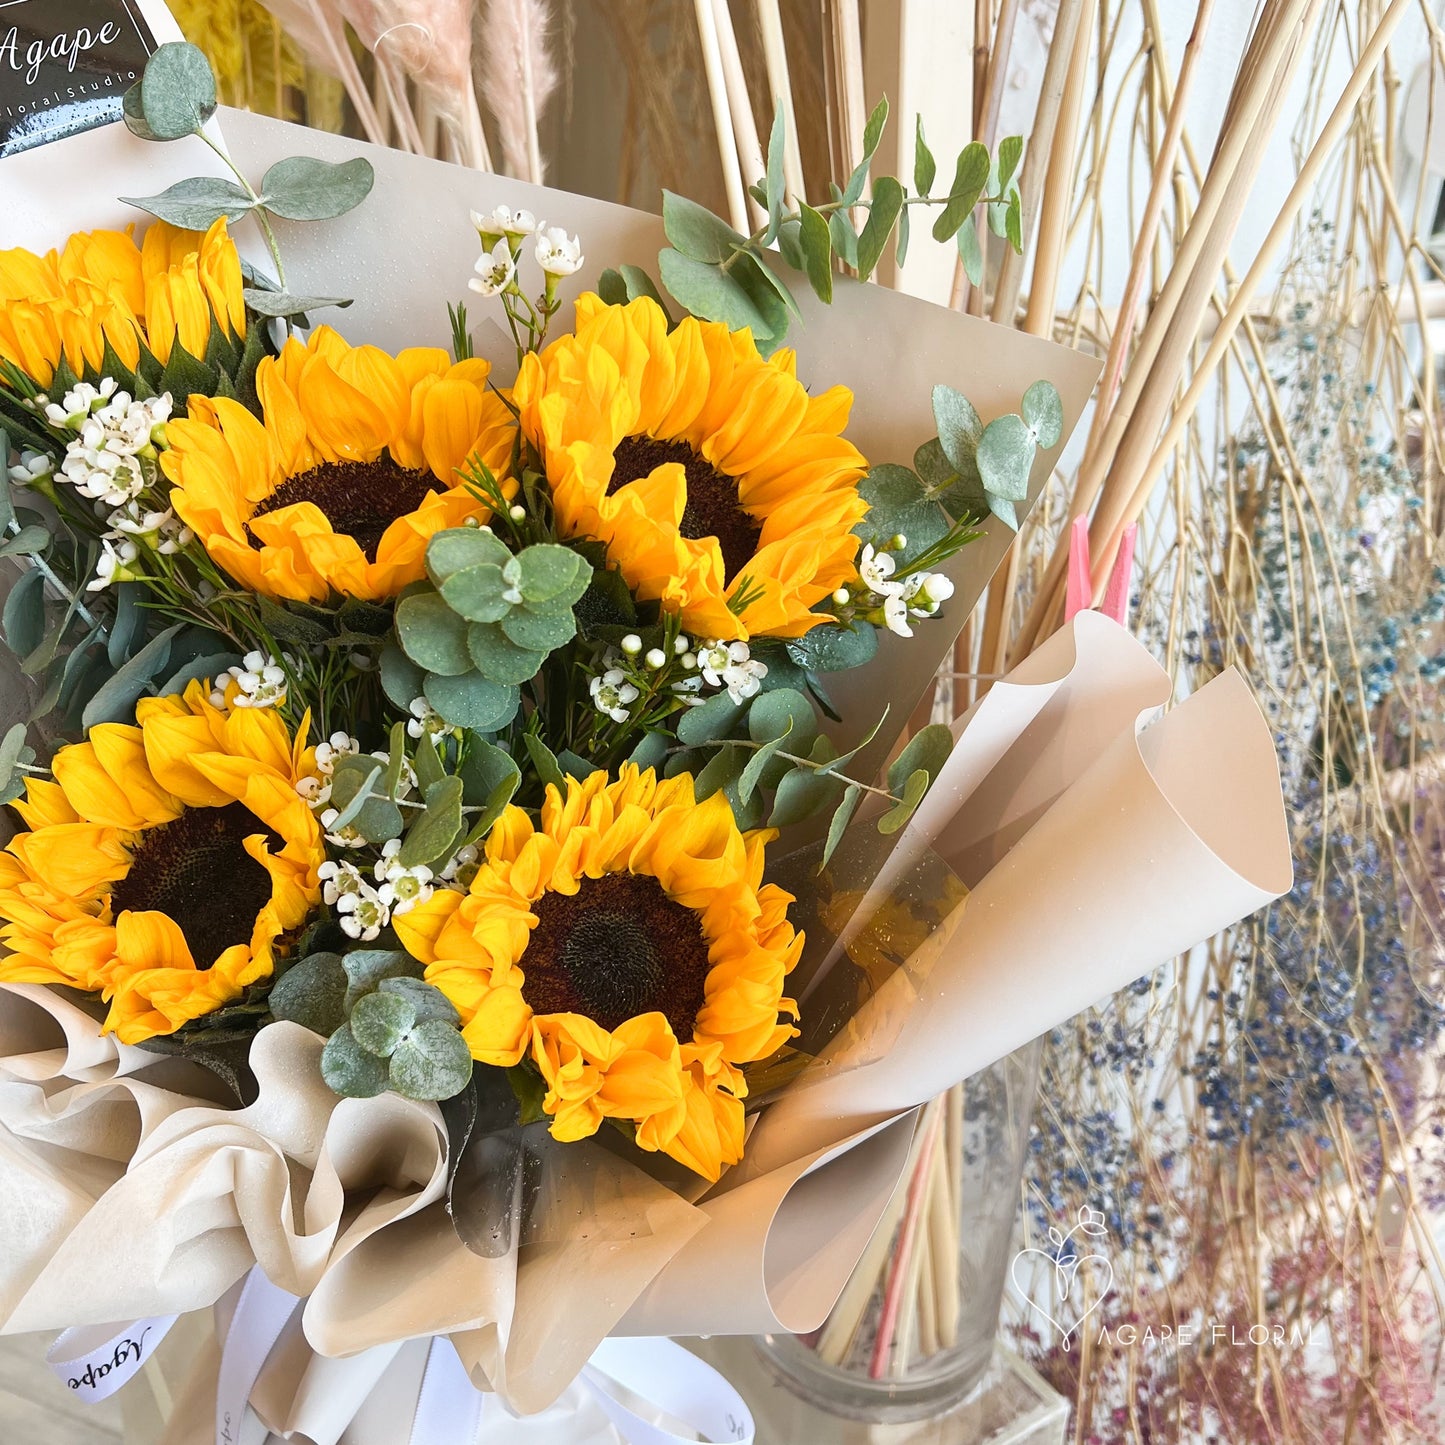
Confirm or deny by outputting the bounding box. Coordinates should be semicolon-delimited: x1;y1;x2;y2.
45;1312;179;1404
409;1336;486;1445
214;1268;302;1445
52;1266;753;1445
581;1338;754;1445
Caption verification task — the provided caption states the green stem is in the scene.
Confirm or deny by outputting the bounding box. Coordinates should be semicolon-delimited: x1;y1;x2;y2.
194;128;286;290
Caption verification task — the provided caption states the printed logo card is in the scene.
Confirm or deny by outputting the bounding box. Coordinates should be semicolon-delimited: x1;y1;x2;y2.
0;0;246;253
0;0;156;157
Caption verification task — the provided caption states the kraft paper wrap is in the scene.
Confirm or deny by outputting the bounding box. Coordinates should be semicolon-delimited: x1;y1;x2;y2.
0;108;1292;1425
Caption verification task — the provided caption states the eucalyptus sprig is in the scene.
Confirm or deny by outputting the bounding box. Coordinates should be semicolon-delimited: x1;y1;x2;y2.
119;42;374;322
643;98;1024;354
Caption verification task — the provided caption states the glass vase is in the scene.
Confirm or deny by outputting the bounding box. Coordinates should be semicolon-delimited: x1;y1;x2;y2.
754;1038;1043;1423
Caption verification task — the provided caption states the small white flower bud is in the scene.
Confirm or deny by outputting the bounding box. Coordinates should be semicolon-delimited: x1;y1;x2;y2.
509;504;526;521
645;647;667;669
621;633;643;656
833;587;850;605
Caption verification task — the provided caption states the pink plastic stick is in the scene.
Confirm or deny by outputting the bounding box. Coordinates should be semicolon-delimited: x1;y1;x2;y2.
1101;523;1137;626
1065;516;1092;621
869;1107;944;1378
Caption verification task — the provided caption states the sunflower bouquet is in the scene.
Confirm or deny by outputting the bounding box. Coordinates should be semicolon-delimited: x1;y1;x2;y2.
0;38;1290;1445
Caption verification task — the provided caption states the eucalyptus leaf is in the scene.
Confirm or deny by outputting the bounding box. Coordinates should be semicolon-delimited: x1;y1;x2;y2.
957;220;984;286
81;622;183;729
397;592;473;676
260;155;374;221
627;732;670;772
379;976;462;1027
1021;379;1063;449
399;777;464;870
997;134;1024;188
242;289;353;319
786;620;878;673
321;1024;390;1097
932;142;991;242
855;464;951;565
2;567;45;659
821;783;863;869
0;722;26;790
914;115;937;193
423;671;520;731
841;95;889;207
465;623;545;685
426;526;511;583
661;191;747;264
828;209;860;270
269;952;348;1036
458;739;521;825
138;42;217;141
380;644;426;710
677;690;746;746
658;250;769;338
388;1020;472;1102
523;733;566;791
119;176;255;230
976;414;1035;502
342;949;423;1011
857;176;903;280
878;767;930;834
515;543;587;604
887;723;953;795
778;218;805;272
933;385;984;474
0;525;50;558
619;265;671;319
748;688;816;754
737;727;789;806
797;205;832;304
694;743;745;802
440;564;513;623
764;103;787;243
499;607;575;653
769;765;843;828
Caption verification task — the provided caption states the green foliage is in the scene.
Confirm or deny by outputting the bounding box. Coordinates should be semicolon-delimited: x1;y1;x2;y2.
394;530;591;729
121;42;372;321
653;99;1024;349
281;944;473;1105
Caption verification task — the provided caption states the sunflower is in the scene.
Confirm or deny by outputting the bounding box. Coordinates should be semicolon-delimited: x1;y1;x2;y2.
0;680;323;1043
161;327;517;603
512;294;869;641
0;218;245;387
393;766;802;1180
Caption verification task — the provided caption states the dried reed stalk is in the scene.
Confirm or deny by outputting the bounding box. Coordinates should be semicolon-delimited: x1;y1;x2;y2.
712;0;769;228
1088;0;1415;597
754;0;804;202
693;0;750;231
1012;0;1326;658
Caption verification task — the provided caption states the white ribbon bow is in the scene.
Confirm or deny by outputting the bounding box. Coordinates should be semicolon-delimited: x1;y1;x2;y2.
48;1266;756;1445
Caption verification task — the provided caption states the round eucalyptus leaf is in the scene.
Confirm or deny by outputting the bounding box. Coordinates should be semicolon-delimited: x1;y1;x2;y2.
396;592;473;676
886;723;953;796
427;526;511;585
269;953;348;1037
260;155;374;221
379;644;426;709
499;606;576;653
1021;379;1063;450
465;623;545;685
515;544;587;605
932;384;983;474
975;414;1035;503
139;42;217;141
379;977;462;1027
676;690;746;746
321;1025;390;1098
388;1021;474;1102
440;564;513;623
349;989;417;1058
423;671;520;732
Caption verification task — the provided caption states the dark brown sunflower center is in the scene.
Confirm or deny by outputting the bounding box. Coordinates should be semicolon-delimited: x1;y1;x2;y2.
522;871;712;1037
609;435;761;583
248;457;435;563
109;802;278;970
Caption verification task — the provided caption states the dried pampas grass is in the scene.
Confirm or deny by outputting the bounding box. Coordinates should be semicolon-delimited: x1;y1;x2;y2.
477;0;557;183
